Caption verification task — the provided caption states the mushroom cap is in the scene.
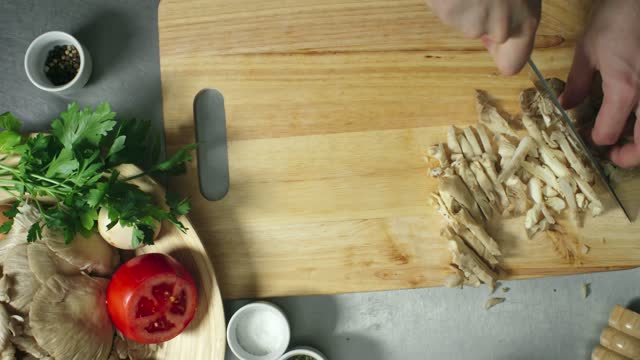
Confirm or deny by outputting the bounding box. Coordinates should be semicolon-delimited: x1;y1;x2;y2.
0;303;9;350
44;228;119;276
0;203;40;263
27;242;80;284
30;275;113;360
3;244;39;315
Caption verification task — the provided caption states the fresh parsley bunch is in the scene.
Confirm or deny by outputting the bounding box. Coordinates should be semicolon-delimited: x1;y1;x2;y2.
0;102;195;247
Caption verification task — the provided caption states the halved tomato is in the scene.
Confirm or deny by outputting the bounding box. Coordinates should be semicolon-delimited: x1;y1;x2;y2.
106;253;198;344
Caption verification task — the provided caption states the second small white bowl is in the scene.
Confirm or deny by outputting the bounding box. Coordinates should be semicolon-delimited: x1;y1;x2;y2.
227;301;291;360
24;31;92;94
278;346;328;360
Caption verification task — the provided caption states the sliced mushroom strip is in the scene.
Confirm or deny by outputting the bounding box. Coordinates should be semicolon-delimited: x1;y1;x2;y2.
475;124;494;155
447;126;463;154
453;225;499;267
559;177;580;227
438;174;483;222
550;131;594;183
528;178;555;224
575;177;603;216
546;197;566;212
469;161;498;208
522;114;544;144
519;88;539;115
521;161;560;191
505;175;529;216
452;158;493;220
479;155;509;209
476;90;518;138
498;136;535;182
463;127;483;156
448;201;501;256
457;135;474;161
30;275;113;360
539;146;570;178
427;143;449;168
446;231;497;286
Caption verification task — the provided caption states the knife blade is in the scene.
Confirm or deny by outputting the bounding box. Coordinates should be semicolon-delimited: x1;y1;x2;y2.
526;58;631;222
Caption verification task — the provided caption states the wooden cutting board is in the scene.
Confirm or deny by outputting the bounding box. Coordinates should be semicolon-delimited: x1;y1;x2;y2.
158;0;640;300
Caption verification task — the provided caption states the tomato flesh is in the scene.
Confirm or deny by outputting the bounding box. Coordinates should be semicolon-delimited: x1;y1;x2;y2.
107;253;198;344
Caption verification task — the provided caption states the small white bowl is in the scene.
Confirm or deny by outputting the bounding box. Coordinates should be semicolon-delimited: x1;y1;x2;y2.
278;346;328;360
227;301;291;360
24;31;92;94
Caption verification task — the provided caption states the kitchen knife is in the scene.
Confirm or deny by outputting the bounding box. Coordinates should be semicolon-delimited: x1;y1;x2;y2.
526;58;631;222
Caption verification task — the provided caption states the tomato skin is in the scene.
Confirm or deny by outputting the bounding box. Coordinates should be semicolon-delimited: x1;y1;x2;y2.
107;253;198;344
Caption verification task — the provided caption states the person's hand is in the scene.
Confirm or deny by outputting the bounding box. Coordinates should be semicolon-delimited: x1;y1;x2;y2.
427;0;542;75
561;0;640;168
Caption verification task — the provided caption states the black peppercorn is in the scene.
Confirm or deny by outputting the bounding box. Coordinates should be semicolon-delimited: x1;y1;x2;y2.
44;44;80;86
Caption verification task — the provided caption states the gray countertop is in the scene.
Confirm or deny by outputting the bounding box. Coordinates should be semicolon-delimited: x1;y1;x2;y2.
1;2;639;359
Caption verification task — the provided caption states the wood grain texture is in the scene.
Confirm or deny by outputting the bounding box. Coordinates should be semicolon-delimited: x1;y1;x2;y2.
158;0;640;300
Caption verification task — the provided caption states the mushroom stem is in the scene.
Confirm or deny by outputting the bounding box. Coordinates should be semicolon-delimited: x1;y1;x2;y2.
498;136;535;183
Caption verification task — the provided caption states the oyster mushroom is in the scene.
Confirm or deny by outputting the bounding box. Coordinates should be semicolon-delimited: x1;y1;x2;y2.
521;161;560;191
27;242;80;284
575;177;603;216
479;155;509;209
505;175;529;216
447;200;501;256
497;135;516;169
452;158;493;219
558;177;580;227
550;131;594;183
519;88;539;115
447;126;463;155
438;174;483;223
476;90;517;138
0;303;8;350
498;136;535;182
469;161;498;209
463;127;483;156
457;135;474;161
475;124;494;155
546;197;567;213
0;343;15;360
0;203;40;263
427;143;449;168
11;335;48;359
44;229;119;276
522;114;544;144
30;275;113;360
3;245;39;315
446;231;497;286
453;225;499;267
528;178;555;224
0;273;9;303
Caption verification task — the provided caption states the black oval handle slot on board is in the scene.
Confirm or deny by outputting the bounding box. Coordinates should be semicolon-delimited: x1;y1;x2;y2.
193;89;230;201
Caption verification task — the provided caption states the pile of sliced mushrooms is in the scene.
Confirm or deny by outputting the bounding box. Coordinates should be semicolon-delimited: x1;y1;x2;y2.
427;78;606;289
0;203;160;359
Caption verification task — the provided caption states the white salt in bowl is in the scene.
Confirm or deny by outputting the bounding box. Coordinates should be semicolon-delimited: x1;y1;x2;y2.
227;301;291;360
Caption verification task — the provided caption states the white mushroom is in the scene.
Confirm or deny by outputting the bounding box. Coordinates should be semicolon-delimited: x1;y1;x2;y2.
452;158;493;220
44;229;119;276
475;124;494;155
447;126;463;154
30;275;113;360
476;90;518;138
463;127;483;156
498;136;535;182
3;245;39;316
97;208;161;250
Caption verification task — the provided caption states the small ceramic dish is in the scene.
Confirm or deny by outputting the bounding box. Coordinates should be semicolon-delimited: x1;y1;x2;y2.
278;346;328;360
24;31;92;94
227;301;291;360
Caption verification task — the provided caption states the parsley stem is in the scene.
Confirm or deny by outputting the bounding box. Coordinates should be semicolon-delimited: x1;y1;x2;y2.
30;174;72;190
0;164;18;175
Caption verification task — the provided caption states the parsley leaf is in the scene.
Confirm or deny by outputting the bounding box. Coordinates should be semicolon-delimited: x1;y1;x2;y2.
0;112;21;131
0;221;13;234
45;148;79;178
2;201;19;219
107;135;126;159
87;182;108;208
51;102;116;148
0;130;22;153
27;222;42;242
167;192;191;215
153;143;198;175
